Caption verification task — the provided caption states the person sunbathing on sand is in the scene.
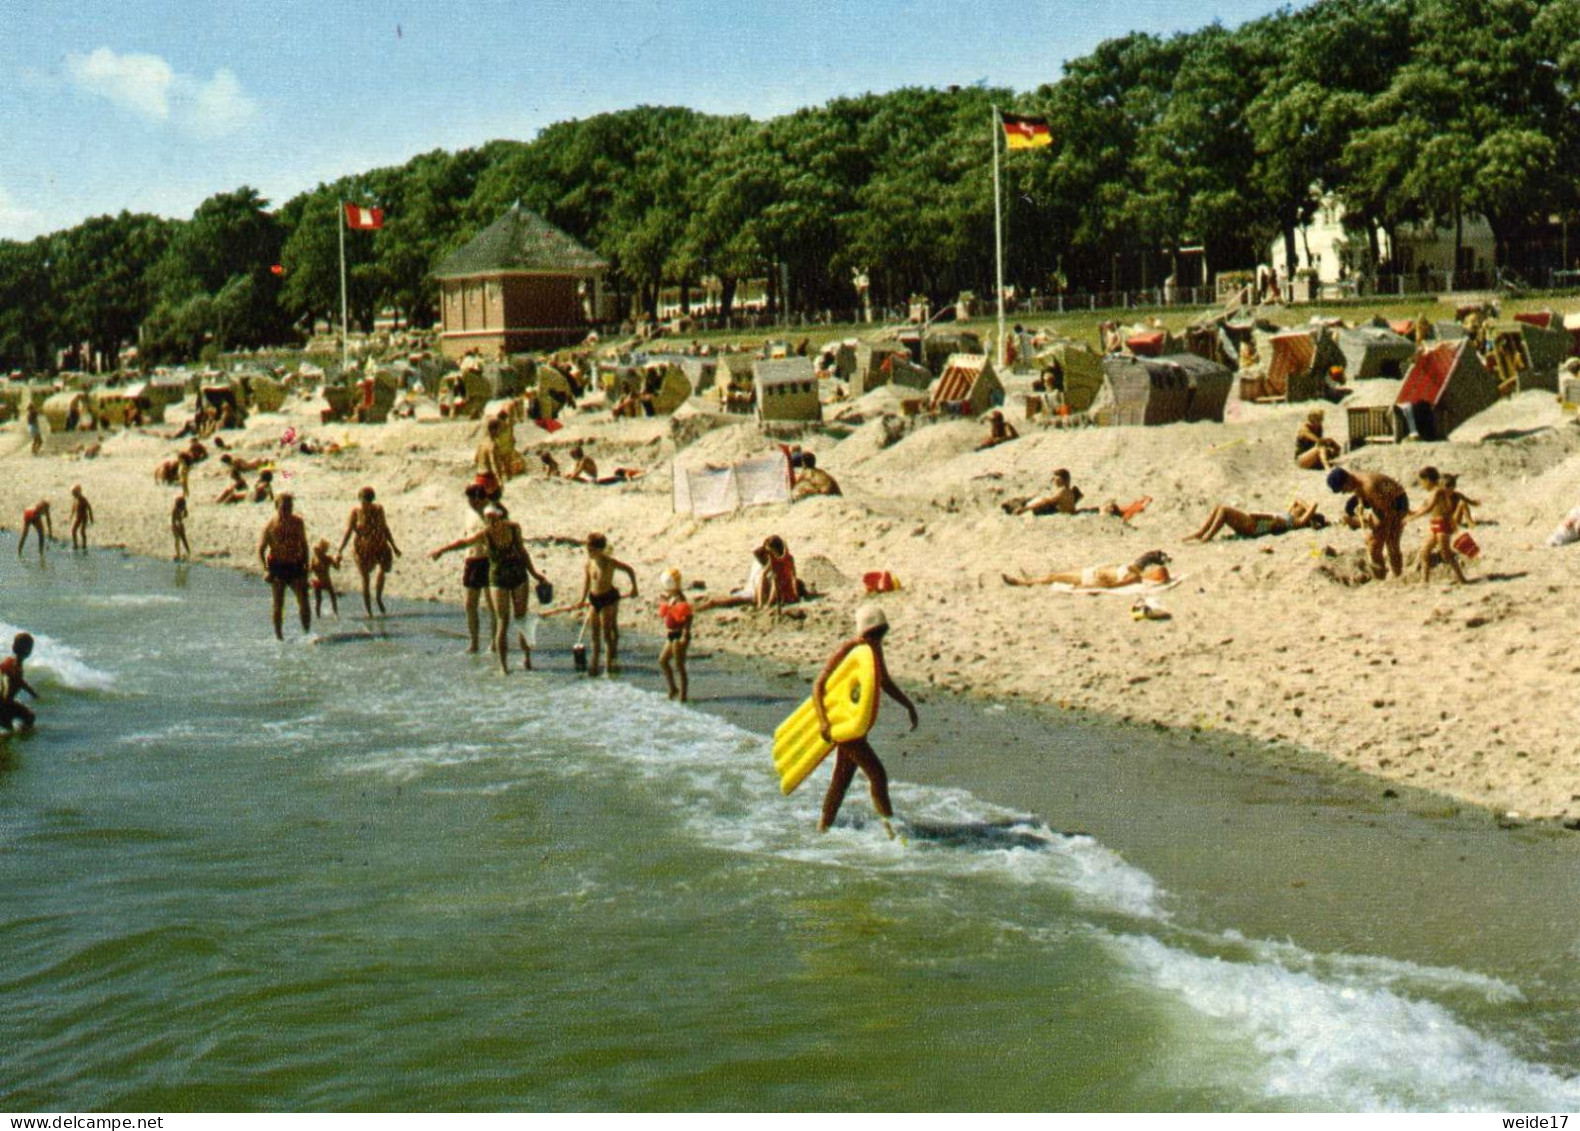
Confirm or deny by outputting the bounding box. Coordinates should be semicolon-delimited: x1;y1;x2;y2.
566;445;598;481
1003;549;1171;589
793;452;842;499
221;453;268;473
977;409;1018;450
1295;410;1341;470
695;546;773;612
1185;500;1326;542
216;466;249;505
1008;468;1082;516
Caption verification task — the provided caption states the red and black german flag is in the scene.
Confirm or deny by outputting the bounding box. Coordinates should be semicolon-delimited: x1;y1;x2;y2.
1001;113;1053;150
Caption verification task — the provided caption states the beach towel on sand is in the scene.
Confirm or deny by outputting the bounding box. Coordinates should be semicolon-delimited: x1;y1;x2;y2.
1046;575;1184;597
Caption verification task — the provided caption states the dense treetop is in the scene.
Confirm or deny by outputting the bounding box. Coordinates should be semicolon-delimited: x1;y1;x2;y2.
5;0;1580;368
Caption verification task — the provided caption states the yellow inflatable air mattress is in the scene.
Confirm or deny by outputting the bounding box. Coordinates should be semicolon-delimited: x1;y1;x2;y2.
772;643;879;795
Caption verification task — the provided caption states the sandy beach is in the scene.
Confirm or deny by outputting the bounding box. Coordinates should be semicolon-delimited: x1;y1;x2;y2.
6;376;1580;824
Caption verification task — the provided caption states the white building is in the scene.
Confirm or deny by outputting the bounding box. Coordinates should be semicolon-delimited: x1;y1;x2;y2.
1269;195;1496;284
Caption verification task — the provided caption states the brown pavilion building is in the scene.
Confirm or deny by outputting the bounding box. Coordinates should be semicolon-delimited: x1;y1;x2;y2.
434;203;608;359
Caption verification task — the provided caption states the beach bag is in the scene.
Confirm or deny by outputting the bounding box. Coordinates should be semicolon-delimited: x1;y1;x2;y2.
862;570;901;594
535;580;554;606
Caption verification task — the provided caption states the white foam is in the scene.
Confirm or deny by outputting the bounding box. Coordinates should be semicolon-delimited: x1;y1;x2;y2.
1227;930;1525;1005
0;621;116;692
80;594;184;609
514;679;1173;921
1110;932;1580;1111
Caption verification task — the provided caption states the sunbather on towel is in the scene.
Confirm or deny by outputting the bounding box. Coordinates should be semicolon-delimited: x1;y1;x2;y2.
1002;549;1171;589
1185;499;1326;542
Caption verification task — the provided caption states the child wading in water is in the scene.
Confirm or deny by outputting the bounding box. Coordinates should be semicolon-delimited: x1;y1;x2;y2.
578;532;637;676
1;632;40;732
1408;466;1467;585
658;569;693;701
17;500;51;561
68;485;94;550
310;539;342;618
171;496;191;561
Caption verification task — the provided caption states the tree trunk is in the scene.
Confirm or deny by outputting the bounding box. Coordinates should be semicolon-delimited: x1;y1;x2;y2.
1454;201;1464;276
720;276;737;322
1282;223;1299;281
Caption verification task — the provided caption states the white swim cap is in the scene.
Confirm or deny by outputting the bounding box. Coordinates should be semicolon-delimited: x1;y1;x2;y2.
855;604;888;636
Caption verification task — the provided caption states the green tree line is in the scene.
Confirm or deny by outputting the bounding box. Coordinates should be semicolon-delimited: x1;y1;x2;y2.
4;0;1580;369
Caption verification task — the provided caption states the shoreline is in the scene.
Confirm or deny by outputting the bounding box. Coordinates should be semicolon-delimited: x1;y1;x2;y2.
5;387;1580;824
14;529;1580;986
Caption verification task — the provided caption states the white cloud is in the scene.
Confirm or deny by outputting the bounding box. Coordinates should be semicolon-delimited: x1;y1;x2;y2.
65;48;175;121
0;183;44;240
187;68;257;139
63;48;257;139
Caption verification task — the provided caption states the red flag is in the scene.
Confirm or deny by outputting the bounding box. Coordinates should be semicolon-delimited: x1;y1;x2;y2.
344;203;384;230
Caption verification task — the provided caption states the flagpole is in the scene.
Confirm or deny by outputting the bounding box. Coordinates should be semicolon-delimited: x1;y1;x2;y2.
338;201;349;374
992;105;1006;369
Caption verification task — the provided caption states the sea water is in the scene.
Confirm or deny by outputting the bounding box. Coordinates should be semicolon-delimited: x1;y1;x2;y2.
3;538;1580;1112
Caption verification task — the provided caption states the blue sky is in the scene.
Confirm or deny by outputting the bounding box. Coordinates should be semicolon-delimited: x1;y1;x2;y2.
0;0;1300;240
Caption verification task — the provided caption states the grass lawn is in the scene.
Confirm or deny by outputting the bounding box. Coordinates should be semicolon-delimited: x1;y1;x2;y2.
679;292;1580;355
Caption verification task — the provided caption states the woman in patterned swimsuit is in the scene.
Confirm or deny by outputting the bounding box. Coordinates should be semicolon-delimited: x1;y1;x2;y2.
338;486;402;616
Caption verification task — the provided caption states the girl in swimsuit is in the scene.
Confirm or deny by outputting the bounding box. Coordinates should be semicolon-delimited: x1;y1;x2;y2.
1185;500;1326;542
338;486;402;616
657;569;693;702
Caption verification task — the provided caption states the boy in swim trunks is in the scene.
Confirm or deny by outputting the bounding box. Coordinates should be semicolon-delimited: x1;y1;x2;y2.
68;486;93;550
18;500;51;561
658;568;693;701
814;605;918;838
0;632;39;732
1407;466;1467;585
309;539;342;618
578;532;637;677
258;493;312;640
26;402;42;456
